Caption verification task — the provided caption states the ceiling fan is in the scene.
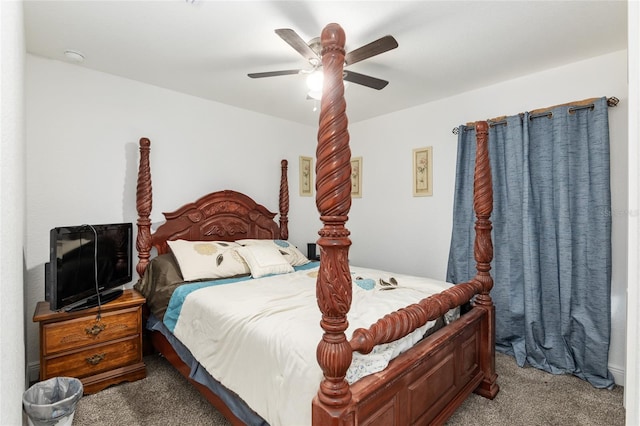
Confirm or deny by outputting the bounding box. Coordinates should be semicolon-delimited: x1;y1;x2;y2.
248;28;398;96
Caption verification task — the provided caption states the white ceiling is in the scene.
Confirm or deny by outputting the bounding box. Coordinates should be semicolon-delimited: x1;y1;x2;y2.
24;1;628;126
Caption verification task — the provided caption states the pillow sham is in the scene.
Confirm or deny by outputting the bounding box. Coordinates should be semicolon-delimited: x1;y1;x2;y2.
167;240;249;281
236;239;310;266
236;244;295;278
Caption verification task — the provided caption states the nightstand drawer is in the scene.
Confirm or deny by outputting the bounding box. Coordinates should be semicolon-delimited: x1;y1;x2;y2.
42;335;142;379
42;307;141;355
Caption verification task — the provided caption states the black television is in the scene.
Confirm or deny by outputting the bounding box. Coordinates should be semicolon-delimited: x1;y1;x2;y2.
45;222;133;312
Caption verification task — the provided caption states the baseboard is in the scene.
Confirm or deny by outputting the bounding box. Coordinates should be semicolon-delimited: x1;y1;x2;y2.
27;361;39;384
609;364;625;387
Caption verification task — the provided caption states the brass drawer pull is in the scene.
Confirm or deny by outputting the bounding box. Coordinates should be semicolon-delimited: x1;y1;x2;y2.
85;323;106;336
86;353;106;365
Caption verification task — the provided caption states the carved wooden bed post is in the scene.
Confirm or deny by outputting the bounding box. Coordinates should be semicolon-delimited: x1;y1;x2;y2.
136;137;152;277
279;159;289;240
313;23;354;424
471;121;499;398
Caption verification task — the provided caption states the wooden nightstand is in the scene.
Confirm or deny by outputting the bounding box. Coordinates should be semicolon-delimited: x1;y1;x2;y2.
33;289;147;394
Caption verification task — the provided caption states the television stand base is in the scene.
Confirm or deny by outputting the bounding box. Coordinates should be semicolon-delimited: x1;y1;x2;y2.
65;289;124;312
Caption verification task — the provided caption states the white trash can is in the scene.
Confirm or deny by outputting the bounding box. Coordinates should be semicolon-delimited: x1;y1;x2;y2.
22;377;83;426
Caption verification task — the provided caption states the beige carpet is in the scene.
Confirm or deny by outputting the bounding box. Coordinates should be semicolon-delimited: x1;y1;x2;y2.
446;353;624;425
72;352;624;425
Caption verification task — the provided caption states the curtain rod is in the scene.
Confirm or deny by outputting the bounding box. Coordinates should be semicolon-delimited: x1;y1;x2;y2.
452;96;619;135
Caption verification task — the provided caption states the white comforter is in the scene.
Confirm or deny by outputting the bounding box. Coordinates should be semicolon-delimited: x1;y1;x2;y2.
172;265;454;426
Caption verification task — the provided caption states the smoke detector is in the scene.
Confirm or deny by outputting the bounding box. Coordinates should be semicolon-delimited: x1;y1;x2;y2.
63;50;85;63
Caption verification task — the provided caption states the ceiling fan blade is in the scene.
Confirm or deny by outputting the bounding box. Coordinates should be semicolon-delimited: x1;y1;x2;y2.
275;28;319;62
343;70;389;90
248;70;302;78
345;35;398;66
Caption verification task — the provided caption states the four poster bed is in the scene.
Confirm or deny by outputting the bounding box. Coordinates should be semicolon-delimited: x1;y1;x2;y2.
134;24;498;425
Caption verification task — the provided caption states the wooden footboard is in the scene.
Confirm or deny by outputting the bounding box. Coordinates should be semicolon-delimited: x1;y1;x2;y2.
313;300;495;425
348;308;486;425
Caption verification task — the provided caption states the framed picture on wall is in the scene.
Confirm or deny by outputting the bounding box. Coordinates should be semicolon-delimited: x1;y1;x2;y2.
413;147;433;196
299;156;313;196
351;157;362;198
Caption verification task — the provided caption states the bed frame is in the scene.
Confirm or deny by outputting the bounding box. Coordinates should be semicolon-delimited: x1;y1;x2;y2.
135;23;498;426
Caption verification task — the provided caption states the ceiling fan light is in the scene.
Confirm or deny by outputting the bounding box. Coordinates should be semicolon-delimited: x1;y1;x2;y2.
306;75;348;101
306;71;324;92
307;90;322;101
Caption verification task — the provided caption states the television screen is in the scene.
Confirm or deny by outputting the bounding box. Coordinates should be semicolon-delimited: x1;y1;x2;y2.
47;223;132;311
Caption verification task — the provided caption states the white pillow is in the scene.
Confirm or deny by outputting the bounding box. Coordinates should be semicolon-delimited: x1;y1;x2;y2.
236;239;310;266
167;240;249;281
236;245;295;278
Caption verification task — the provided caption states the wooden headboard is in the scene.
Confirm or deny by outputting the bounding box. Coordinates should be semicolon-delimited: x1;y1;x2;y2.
134;137;289;277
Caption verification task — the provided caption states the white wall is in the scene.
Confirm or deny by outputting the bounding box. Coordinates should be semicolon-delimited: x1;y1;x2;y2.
24;54;319;378
347;50;628;384
0;1;26;425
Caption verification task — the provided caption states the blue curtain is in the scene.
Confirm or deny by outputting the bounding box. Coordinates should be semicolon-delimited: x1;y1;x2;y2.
447;97;614;388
